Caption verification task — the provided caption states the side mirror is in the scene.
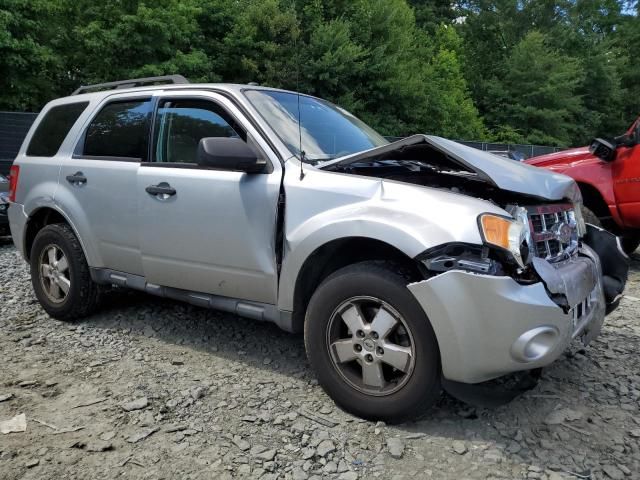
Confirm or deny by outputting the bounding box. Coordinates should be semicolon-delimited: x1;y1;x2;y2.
589;138;617;162
197;137;267;173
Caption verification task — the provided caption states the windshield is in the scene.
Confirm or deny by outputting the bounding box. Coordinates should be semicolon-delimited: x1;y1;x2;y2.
244;90;388;163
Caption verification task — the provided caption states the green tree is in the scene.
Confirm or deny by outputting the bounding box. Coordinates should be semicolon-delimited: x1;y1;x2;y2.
295;0;485;137
0;0;71;110
71;0;211;84
407;0;456;34
485;31;585;146
615;10;640;127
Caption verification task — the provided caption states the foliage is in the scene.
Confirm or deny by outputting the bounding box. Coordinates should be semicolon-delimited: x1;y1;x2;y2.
0;0;638;146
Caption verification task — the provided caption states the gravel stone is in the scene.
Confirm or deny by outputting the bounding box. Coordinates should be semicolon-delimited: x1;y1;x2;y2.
338;472;359;480
386;437;404;459
121;397;149;412
255;449;277;461
316;439;335;457
452;440;467;455
602;465;625;480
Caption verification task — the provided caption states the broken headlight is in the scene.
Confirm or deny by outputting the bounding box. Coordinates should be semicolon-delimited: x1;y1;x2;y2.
478;213;528;268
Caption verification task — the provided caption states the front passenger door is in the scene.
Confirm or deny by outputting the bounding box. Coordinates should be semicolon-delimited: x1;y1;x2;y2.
137;93;282;305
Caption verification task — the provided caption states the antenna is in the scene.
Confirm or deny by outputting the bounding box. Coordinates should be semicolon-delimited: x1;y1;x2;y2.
294;4;305;180
297;91;306;180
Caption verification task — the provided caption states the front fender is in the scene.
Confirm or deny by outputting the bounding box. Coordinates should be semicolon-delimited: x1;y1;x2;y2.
277;216;443;312
277;166;505;312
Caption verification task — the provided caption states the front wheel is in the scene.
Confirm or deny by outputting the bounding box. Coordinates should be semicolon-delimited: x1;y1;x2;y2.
621;235;640;255
304;261;440;422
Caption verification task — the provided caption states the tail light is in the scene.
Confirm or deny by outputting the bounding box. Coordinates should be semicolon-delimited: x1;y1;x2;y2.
8;165;20;202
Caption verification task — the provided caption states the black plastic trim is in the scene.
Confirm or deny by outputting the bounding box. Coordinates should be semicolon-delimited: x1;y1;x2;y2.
72;155;141;163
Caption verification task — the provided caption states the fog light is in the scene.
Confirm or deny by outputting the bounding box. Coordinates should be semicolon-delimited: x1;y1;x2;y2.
511;326;559;362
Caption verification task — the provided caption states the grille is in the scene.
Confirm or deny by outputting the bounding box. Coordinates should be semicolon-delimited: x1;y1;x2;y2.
569;295;592;331
527;204;578;262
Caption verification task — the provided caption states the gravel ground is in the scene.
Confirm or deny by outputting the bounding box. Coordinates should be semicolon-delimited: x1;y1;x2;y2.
1;236;639;480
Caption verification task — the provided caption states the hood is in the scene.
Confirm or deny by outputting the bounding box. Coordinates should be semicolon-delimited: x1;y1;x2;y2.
525;146;591;167
318;135;581;203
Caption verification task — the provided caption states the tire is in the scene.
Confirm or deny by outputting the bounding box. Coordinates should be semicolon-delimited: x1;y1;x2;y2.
621;236;640;255
30;223;101;321
581;206;602;227
304;261;440;422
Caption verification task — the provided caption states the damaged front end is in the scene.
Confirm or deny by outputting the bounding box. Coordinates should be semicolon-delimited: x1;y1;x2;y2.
320;135;629;386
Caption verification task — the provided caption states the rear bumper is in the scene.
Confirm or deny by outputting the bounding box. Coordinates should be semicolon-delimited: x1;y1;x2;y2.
408;244;607;384
7;203;27;256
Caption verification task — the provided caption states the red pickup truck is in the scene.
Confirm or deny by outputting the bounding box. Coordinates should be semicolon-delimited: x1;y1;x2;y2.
527;118;640;254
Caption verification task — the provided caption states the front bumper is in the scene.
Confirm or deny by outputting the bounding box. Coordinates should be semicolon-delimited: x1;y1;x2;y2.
408;244;607;384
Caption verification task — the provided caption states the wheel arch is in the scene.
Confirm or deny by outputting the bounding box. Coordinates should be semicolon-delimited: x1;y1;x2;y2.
576;181;620;231
24;207;90;263
577;182;608;217
287;237;424;334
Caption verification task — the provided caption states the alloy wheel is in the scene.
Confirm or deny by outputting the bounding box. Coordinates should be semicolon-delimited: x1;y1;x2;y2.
38;244;71;304
326;296;416;396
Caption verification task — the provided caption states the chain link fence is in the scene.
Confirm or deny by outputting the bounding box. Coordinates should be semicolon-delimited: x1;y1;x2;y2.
457;141;562;159
385;136;562;159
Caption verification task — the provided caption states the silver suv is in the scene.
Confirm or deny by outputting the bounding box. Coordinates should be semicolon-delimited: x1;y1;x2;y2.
7;76;628;421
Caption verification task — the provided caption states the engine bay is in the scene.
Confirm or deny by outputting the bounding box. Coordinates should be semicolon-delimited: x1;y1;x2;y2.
324;143;548;208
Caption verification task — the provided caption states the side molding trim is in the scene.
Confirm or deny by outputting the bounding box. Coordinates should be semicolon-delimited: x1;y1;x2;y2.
90;268;294;332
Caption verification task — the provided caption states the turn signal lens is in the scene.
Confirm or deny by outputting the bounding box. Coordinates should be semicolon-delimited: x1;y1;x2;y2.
480;215;511;249
479;213;527;267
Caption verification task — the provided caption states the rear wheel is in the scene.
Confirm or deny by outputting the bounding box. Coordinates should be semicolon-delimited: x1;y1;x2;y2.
304;261;440;422
30;223;101;321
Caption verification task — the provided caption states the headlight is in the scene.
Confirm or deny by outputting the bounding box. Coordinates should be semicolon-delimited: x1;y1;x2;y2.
478;213;527;268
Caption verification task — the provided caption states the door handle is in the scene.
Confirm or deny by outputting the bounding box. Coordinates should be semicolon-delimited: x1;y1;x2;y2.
66;171;87;185
145;182;176;198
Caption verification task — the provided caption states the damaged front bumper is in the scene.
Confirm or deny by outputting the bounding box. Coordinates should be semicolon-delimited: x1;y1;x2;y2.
408;234;626;384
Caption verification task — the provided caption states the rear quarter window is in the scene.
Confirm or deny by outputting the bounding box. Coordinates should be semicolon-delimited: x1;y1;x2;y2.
83;99;152;160
26;102;89;157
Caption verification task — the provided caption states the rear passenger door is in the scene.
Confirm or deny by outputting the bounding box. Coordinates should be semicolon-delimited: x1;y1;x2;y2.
137;92;282;304
57;95;152;275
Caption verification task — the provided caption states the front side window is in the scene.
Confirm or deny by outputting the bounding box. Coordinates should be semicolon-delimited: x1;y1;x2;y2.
26;102;89;157
153;99;242;164
83;99;152;160
244;90;388;163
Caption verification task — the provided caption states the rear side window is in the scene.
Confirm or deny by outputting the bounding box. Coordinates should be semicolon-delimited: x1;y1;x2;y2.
26;102;89;157
83;99;152;160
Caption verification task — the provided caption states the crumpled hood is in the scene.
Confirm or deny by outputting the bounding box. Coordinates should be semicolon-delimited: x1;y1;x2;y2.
318;135;581;203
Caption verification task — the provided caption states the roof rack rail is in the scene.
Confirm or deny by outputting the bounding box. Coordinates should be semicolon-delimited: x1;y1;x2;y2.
71;75;189;95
